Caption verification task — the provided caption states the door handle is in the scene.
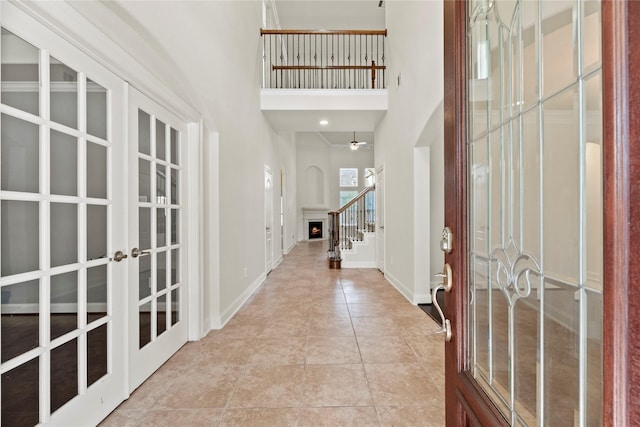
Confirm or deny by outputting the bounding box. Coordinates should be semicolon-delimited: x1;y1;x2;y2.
433;263;452;291
432;263;453;342
131;247;151;258
110;250;128;262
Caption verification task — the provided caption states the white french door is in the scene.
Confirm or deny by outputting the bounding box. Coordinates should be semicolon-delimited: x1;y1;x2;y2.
127;88;188;391
0;4;127;426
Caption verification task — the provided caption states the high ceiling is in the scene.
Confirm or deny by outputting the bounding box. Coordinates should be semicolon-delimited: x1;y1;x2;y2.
274;0;385;30
66;0;386;147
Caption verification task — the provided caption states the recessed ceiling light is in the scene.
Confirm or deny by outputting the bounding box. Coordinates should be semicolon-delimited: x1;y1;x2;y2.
319;120;329;126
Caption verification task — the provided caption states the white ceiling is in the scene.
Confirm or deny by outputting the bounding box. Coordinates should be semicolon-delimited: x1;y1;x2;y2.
318;130;374;145
274;0;385;30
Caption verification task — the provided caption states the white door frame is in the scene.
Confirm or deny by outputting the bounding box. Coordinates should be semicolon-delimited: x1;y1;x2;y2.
376;165;385;273
264;165;274;273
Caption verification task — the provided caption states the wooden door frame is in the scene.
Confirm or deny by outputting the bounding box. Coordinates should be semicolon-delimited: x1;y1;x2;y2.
443;0;640;425
602;1;639;425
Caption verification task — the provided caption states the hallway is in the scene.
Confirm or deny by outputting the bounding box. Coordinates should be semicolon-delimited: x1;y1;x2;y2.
101;241;445;426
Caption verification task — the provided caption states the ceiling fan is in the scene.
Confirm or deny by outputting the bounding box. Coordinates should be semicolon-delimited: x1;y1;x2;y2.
349;132;368;151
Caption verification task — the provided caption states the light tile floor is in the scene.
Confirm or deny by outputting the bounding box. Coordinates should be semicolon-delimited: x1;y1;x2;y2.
101;241;446;426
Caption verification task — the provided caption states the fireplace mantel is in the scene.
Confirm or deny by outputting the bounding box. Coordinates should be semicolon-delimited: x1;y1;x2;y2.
302;207;329;240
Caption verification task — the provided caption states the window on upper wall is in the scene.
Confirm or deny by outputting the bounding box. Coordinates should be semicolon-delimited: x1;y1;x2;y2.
340;191;358;207
365;168;375;187
339;168;358;187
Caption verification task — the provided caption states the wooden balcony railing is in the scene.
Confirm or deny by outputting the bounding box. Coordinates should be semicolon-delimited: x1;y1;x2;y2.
260;29;387;89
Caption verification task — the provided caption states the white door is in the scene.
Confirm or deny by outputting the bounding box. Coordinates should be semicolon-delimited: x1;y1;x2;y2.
0;6;127;425
127;88;188;391
376;167;385;272
265;166;273;273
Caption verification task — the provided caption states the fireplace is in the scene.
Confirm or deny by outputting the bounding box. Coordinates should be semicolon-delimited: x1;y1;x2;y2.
308;221;323;239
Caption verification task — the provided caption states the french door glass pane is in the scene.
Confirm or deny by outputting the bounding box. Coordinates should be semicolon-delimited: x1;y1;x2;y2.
87;204;107;261
138;110;151;155
466;0;603;425
139;256;151;300
157;251;167;292
170;128;179;165
139;207;151;250
156;120;166;161
51;202;78;267
1;357;39;426
50;57;77;129
87;264;107;323
50;130;78;196
171;168;179;204
50;339;78;413
86;79;107;139
157;294;167;336
1;114;39;193
87;324;108;387
1;279;39;362
1;29;39;116
171;209;179;245
157;165;167;203
139;302;152;349
87;142;107;199
157;208;166;247
51;271;78;340
1;200;39;276
139;159;151;203
171;288;179;326
171;248;179;285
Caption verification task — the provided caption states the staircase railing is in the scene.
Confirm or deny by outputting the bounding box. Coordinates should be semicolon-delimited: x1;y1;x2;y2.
328;185;375;266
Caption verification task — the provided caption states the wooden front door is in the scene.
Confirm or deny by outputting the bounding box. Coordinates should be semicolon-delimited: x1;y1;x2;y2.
443;0;639;425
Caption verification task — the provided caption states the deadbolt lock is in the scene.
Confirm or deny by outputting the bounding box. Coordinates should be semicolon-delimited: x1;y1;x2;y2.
440;227;453;254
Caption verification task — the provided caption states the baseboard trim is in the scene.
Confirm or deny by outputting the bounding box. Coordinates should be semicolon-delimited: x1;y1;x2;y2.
384;271;415;305
342;260;377;268
218;273;267;328
412;292;432;305
283;241;297;255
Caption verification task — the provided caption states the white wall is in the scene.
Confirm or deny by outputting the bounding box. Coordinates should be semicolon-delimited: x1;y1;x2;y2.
278;131;298;254
418;101;445;294
295;133;331;239
374;1;444;302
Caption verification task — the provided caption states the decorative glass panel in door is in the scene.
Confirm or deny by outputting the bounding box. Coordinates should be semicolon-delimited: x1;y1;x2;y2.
128;88;187;391
0;7;126;425
466;0;602;424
